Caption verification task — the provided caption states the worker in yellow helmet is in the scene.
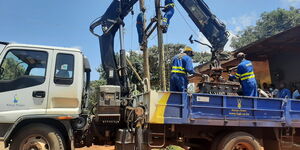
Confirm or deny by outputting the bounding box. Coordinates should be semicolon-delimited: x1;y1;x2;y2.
229;52;258;96
170;46;201;92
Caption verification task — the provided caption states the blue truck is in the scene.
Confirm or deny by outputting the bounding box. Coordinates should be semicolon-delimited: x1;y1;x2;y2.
134;91;300;150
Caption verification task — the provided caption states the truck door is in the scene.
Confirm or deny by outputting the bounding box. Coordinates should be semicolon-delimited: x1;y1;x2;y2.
0;47;52;123
46;50;83;115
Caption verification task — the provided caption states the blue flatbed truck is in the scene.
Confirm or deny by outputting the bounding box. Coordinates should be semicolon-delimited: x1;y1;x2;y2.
134;91;300;150
89;0;300;150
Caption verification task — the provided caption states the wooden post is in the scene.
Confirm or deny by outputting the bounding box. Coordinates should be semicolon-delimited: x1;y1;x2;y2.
139;0;151;89
155;0;166;91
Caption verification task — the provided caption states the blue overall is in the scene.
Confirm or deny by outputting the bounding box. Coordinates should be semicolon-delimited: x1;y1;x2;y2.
277;88;292;98
136;13;144;44
162;0;175;33
170;54;195;92
230;59;258;97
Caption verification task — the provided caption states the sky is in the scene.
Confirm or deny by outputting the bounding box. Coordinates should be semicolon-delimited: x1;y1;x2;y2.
0;0;299;80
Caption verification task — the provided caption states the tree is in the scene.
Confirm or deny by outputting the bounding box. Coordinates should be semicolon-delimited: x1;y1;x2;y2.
127;51;144;85
193;52;211;64
0;58;26;80
148;44;185;90
149;44;215;89
88;67;107;105
231;7;300;49
93;43;212;91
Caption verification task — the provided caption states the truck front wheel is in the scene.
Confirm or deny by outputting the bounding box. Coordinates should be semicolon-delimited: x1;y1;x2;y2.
217;132;261;150
9;124;65;150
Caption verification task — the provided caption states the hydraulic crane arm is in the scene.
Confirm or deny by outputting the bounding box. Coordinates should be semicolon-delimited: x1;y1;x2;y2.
177;0;229;70
90;0;138;86
90;0;228;86
177;0;229;52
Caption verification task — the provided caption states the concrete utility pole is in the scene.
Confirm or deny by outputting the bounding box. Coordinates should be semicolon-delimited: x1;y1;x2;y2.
155;0;166;91
139;0;151;89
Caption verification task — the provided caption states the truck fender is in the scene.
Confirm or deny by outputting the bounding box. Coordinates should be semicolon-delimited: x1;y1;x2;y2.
3;115;75;150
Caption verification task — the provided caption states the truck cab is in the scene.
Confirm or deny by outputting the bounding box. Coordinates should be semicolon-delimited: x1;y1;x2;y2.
0;42;91;150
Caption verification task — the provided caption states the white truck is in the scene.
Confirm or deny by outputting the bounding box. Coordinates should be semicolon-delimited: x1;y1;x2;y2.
0;42;92;150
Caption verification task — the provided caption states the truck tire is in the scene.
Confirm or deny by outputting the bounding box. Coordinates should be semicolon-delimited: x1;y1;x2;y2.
9;123;65;150
210;132;227;150
217;132;261;150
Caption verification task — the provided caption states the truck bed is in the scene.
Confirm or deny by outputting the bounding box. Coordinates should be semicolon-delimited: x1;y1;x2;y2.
143;91;300;127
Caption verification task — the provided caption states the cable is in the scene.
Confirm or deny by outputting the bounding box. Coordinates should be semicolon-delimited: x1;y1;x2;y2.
174;4;214;50
174;4;199;38
150;33;157;41
130;10;134;50
165;28;168;44
148;0;156;17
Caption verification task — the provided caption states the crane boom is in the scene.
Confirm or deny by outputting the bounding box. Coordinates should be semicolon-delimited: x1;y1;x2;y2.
90;0;229;87
90;0;138;87
177;0;228;51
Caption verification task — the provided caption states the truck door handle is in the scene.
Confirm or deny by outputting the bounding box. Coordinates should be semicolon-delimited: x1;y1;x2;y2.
32;91;46;98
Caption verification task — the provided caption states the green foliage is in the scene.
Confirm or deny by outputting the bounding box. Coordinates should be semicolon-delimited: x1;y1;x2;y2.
153;145;185;150
193;52;211;64
89;67;107;105
92;44;212;90
231;7;300;49
0;57;26;80
127;51;144;85
130;44;212;90
149;43;185;90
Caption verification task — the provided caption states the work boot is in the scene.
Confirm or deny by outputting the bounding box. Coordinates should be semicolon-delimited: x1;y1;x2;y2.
161;25;168;33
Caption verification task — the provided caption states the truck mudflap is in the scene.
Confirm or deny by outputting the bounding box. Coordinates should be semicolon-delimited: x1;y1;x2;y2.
139;91;300;127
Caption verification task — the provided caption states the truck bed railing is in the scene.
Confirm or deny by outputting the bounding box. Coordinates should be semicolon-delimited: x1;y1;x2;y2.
144;91;300;128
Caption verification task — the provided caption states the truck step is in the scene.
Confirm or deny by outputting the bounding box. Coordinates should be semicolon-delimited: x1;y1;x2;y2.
148;126;166;148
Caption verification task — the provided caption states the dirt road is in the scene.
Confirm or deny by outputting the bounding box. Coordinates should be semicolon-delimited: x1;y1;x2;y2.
0;142;114;150
77;145;114;150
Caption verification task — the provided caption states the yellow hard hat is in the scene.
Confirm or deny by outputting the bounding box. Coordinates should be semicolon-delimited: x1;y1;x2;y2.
183;46;193;52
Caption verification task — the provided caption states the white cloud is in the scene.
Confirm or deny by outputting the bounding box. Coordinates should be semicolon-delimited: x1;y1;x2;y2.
224;31;237;52
226;12;258;34
196;31;237;52
281;0;300;7
194;13;257;52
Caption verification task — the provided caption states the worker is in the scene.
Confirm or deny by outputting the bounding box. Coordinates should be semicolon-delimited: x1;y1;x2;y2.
229;52;258;97
162;0;175;33
292;86;300;99
269;84;279;98
170;46;201;92
136;12;145;47
277;82;292;98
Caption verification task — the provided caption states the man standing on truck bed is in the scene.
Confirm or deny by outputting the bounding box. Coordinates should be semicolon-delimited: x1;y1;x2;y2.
229;52;258;97
277;82;292;98
170;46;201;92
